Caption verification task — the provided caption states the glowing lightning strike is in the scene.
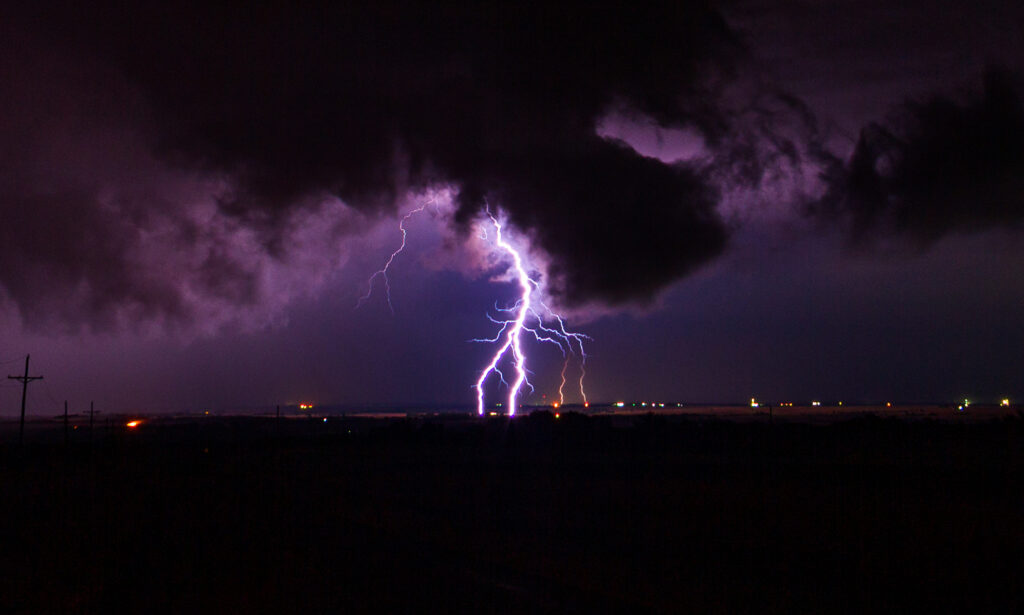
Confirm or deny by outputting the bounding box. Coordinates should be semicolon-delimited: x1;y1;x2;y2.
475;211;533;416
359;194;588;417
474;211;589;416
546;310;588;406
356;200;433;313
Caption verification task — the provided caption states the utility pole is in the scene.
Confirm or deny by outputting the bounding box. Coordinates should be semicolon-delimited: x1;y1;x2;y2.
8;354;43;448
88;401;96;446
64;400;69;448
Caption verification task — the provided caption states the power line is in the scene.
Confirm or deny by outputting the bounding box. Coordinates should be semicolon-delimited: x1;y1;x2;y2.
40;379;65;413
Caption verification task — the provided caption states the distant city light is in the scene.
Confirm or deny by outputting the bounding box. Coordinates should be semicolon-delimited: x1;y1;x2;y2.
750;398;759;408
811;401;821;407
298;403;314;410
126;420;141;428
615;402;625;407
554;412;560;419
1001;398;1010;407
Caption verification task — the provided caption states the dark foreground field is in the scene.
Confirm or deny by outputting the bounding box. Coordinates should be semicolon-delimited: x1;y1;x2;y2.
1;412;1022;614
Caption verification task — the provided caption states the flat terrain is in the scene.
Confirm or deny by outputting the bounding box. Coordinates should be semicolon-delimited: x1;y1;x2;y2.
1;410;1021;613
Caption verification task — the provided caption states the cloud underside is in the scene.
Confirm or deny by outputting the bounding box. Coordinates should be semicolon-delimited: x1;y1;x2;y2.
1;2;747;327
2;3;1022;330
813;69;1024;243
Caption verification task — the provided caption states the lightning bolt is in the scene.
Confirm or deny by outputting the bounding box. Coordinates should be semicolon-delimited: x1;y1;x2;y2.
356;198;435;313
473;211;532;416
360;195;589;417
545;309;589;407
473;210;589;416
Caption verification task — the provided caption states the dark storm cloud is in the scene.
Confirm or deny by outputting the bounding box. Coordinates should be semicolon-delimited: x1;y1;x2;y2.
0;27;291;330
458;136;725;304
812;69;1024;243
0;23;369;331
7;1;763;310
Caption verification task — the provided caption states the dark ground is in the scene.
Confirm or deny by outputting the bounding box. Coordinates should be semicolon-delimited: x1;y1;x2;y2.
1;411;1022;613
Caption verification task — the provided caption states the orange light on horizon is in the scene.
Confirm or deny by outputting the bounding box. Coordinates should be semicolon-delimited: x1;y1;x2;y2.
583;402;589;408
126;420;142;428
552;402;560;409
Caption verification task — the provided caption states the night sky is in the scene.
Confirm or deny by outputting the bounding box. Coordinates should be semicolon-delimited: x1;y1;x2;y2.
2;1;1023;414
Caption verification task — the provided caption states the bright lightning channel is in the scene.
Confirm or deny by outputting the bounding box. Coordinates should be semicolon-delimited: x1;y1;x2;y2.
473;210;589;416
360;197;589;417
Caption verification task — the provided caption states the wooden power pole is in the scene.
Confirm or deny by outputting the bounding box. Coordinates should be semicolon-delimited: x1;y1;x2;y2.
8;354;43;447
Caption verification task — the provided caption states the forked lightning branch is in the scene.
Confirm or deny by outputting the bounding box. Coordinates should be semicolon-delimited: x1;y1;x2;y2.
360;200;589;416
